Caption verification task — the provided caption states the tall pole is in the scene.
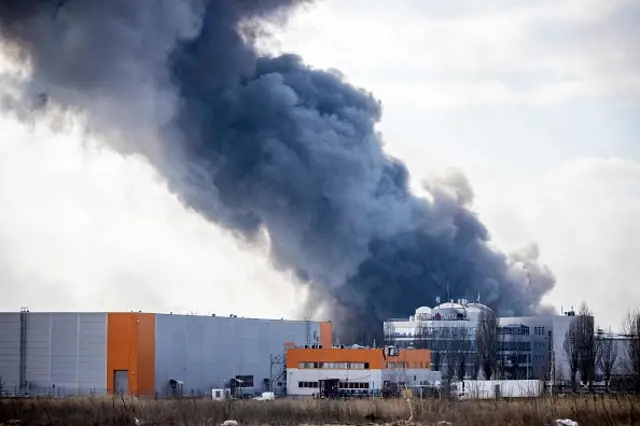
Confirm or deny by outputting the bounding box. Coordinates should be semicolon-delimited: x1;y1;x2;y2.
550;348;555;398
269;354;273;391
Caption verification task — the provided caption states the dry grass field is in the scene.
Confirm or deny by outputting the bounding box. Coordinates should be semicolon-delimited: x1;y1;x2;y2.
1;394;640;426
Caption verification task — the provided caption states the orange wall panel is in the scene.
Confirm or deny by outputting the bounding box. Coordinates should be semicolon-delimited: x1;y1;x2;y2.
107;313;155;396
286;348;385;369
286;347;431;370
319;322;333;348
389;349;431;369
136;314;156;396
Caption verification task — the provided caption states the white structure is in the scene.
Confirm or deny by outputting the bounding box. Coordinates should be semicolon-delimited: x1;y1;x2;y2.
287;368;443;396
452;379;543;399
384;299;491;380
385;302;592;381
285;347;441;397
498;313;577;380
288;367;381;396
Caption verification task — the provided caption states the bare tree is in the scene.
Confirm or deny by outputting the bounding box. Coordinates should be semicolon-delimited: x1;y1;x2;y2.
621;309;640;393
563;321;580;391
476;309;499;380
444;328;458;383
471;357;480;380
563;303;595;391
595;327;618;390
445;326;470;383
576;303;596;389
413;320;431;349
383;322;396;347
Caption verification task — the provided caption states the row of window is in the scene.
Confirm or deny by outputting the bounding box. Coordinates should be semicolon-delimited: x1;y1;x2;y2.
297;361;430;370
499;342;532;351
386;362;408;369
390;325;551;338
298;362;370;370
533;341;547;349
499;325;530;335
298;381;370;389
390;361;428;369
388;328;478;338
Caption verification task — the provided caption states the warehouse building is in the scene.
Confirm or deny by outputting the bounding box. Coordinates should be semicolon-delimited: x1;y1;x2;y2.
0;310;332;397
285;346;440;397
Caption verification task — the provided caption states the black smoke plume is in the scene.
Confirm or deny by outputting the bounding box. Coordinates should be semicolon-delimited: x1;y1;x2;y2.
0;0;555;343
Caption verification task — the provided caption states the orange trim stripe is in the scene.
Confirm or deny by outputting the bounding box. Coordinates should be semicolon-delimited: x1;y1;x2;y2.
286;347;431;370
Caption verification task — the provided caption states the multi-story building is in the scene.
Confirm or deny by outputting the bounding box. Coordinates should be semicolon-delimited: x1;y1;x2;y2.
383;299;488;380
384;302;592;381
285;346;440;396
0;310;332;397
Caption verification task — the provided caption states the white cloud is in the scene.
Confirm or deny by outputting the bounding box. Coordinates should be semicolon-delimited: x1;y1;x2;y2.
470;157;640;330
0;106;301;318
272;0;640;109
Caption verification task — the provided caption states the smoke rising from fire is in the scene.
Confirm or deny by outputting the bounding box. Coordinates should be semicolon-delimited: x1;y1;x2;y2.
0;0;555;342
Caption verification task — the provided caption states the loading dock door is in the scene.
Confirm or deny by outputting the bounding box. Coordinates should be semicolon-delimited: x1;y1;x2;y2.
114;370;129;395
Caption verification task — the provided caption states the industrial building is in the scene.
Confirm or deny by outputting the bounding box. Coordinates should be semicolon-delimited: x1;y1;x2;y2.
498;313;580;380
384;301;592;381
383;299;488;380
0;310;332;397
285;346;440;397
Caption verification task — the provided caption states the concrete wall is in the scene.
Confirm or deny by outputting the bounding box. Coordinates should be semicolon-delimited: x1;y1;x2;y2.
154;315;321;396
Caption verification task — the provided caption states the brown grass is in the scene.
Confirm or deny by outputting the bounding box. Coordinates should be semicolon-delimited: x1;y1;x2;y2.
1;394;640;426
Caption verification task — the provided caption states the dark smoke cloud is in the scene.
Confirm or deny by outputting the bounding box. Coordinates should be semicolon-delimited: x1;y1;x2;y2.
0;0;556;343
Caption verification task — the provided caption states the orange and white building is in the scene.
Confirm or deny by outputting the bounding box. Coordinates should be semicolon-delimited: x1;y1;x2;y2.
285;346;441;396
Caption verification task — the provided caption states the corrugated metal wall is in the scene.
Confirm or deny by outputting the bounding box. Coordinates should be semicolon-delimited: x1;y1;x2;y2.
154;315;321;396
0;313;107;396
0;313;20;393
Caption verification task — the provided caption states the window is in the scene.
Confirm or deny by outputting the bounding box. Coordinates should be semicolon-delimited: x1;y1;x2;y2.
338;382;369;389
235;375;253;388
298;381;319;388
298;361;371;370
386;362;408;369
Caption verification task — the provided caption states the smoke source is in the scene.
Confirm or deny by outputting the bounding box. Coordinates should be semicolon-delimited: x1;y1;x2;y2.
0;0;555;342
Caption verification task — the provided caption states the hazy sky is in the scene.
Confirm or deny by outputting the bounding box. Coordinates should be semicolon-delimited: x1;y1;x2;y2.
1;0;638;330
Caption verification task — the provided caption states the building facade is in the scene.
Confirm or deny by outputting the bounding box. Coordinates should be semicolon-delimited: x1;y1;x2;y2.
0;310;332;397
383;300;488;380
384;302;591;381
285;346;440;396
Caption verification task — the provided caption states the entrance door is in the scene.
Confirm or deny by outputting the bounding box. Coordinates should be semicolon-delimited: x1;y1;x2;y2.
114;370;129;395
